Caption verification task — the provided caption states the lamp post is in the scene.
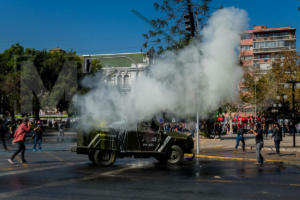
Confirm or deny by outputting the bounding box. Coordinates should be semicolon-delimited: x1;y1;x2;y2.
286;80;300;147
254;77;257;121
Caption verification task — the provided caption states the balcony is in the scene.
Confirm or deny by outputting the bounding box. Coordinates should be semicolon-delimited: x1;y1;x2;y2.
253;35;296;41
253;46;296;53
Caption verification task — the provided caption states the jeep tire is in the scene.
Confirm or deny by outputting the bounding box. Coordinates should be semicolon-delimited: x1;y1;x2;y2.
94;150;116;167
167;145;183;165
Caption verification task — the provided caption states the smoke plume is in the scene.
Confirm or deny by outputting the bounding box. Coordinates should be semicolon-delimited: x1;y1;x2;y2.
73;7;248;131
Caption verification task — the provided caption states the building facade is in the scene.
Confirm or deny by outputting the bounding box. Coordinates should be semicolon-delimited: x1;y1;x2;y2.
239;25;296;72
81;52;150;91
239;25;296;114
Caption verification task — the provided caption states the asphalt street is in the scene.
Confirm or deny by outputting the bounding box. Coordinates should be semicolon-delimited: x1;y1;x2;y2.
0;141;300;200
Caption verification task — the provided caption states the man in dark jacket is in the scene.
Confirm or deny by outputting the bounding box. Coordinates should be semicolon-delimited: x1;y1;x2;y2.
272;123;282;154
32;121;43;152
249;123;264;165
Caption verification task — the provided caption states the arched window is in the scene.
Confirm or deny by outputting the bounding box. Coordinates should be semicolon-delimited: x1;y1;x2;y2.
117;75;123;87
124;75;130;88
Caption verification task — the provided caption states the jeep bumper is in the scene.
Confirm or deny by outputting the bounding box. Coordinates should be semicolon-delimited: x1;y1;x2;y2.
71;146;89;154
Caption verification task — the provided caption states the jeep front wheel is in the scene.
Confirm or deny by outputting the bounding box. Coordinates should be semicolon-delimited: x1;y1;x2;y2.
94;150;116;167
167;145;183;165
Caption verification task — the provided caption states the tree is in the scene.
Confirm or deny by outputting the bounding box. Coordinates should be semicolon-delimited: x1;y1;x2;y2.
0;44;84;119
142;0;211;54
241;51;300;115
0;43;25;118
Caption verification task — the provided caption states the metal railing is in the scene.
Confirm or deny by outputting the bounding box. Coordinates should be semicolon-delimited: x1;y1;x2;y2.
253;46;296;53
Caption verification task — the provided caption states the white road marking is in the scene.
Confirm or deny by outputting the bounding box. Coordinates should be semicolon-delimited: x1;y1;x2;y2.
0;161;87;177
0;161;153;199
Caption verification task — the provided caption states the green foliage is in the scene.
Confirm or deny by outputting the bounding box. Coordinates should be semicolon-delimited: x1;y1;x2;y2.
241;51;300;112
0;44;84;119
90;59;103;73
143;0;211;54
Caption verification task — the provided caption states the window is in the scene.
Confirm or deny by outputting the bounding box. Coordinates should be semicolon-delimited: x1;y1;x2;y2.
124;75;130;88
260;63;271;70
254;54;270;59
240;45;253;51
255;32;290;38
254;40;288;49
117;75;122;87
240;56;253;61
241;33;252;40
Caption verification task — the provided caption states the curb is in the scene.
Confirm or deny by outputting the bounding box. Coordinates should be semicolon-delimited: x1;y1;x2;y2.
246;145;300;153
185;154;300;165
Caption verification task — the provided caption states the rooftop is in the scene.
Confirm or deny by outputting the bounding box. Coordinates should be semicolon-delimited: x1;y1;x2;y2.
243;25;296;34
82;52;147;68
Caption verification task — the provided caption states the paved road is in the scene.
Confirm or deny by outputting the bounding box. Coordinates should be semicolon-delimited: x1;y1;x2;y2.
0;142;300;200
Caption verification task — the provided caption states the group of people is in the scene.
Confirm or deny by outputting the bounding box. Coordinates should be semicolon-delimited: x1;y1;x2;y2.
2;117;67;164
235;122;283;165
162;122;190;133
5;118;44;164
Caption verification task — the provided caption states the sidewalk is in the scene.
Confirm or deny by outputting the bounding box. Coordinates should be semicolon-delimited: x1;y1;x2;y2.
193;134;300;165
197;134;300;152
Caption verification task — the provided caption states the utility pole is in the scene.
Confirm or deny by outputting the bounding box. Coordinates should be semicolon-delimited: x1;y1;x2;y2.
254;78;257;122
286;80;300;147
292;82;296;147
184;0;199;154
184;0;196;38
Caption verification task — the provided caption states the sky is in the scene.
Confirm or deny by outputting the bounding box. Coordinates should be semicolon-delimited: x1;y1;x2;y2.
0;0;299;55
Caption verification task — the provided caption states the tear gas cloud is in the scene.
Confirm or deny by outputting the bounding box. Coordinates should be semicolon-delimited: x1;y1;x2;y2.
73;7;248;131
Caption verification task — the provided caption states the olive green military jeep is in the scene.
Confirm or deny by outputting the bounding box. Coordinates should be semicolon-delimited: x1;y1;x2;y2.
72;121;194;166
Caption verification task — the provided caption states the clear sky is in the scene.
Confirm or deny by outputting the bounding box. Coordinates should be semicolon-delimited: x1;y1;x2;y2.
0;0;299;54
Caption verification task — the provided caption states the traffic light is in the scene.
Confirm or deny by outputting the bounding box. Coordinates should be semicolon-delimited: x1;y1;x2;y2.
85;58;91;73
184;12;195;37
184;14;192;32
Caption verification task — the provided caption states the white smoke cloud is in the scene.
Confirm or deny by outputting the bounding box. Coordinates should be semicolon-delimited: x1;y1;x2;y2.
73;7;248;131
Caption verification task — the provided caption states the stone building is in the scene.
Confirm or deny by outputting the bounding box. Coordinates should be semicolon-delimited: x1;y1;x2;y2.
81;52;149;91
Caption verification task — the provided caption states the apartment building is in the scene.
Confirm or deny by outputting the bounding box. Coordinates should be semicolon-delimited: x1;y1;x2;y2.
239;25;296;72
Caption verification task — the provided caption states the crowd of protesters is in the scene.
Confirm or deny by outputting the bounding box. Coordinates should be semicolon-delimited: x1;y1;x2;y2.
0;112;67;164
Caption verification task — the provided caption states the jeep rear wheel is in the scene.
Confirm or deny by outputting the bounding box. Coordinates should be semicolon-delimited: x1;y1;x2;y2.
94;150;116;167
167;145;183;165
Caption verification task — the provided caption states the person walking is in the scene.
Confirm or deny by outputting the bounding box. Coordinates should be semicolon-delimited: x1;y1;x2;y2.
57;121;65;142
266;125;272;139
214;122;221;139
235;122;245;152
272;123;282;154
8;118;31;164
262;124;267;139
32;121;43;152
249;123;264;165
0;117;8;151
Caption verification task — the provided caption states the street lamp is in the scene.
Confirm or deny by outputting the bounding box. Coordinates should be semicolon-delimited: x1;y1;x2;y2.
285;80;300;147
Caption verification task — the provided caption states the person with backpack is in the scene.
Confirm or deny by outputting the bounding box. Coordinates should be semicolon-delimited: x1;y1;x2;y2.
32;120;43;152
8;118;31;164
235;122;245;152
